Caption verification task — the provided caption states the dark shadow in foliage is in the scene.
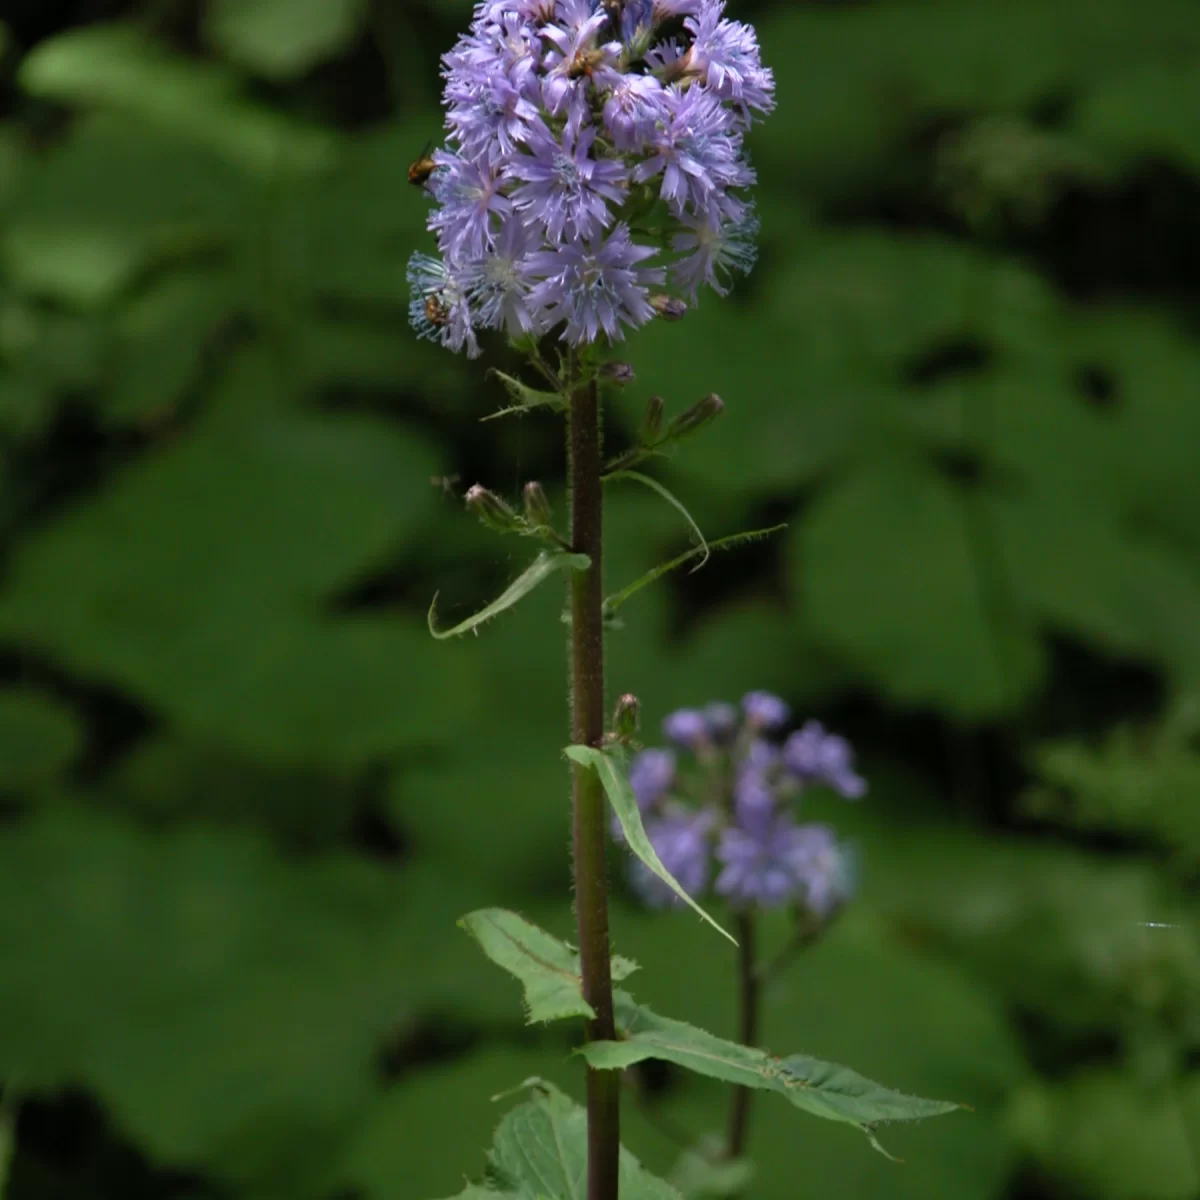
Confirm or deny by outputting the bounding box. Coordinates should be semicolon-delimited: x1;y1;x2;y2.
8;1089;228;1200
0;644;157;787
667;495;796;641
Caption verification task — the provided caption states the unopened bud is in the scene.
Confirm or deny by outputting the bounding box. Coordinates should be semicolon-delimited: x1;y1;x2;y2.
601;361;635;386
612;693;640;741
522;480;552;526
665;392;725;442
650;294;687;321
639;394;665;445
465;484;523;534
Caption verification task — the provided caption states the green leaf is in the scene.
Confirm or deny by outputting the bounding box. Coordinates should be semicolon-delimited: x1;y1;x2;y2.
1011;1069;1200;1200
795;461;1042;718
482;369;566;421
0;807;511;1191
205;0;365;80
0;688;82;789
563;745;735;945
670;1141;755;1198
0;400;476;765
580;995;963;1157
605;470;709;572
434;1079;682;1200
429;551;590;640
604;525;786;617
18;25;335;172
459;908;638;1024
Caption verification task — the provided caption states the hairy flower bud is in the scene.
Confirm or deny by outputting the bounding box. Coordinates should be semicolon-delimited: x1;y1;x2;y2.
601;361;636;386
665;393;725;442
522;480;552;526
640;394;665;445
612;692;640;741
650;294;687;321
465;484;523;534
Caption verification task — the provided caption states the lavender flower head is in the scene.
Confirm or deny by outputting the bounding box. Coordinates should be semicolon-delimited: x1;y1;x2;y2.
408;0;774;357
618;692;866;917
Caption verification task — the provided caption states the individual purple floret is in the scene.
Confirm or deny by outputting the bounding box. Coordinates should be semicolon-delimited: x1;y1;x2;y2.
783;720;868;799
510;122;628;243
670;211;759;299
741;689;790;731
526;224;664;344
408;0;773;354
630;805;717;907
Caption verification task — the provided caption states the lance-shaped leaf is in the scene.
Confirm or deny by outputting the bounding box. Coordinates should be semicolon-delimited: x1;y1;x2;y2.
429;551;589;640
578;994;964;1158
604;470;709;572
434;1079;682;1200
482;369;566;421
603;525;787;618
459;908;638;1024
564;745;735;945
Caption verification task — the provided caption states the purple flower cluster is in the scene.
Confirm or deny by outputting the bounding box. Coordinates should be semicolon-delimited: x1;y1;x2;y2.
619;692;865;916
409;0;773;357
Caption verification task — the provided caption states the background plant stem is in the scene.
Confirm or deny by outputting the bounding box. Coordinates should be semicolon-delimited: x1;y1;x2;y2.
568;371;620;1200
726;910;759;1159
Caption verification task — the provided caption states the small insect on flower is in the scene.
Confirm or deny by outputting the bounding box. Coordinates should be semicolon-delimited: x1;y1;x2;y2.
407;141;437;188
424;294;452;327
567;46;611;79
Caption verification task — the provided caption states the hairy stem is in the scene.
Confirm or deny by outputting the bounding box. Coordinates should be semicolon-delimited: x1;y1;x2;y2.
726;910;759;1160
568;370;620;1200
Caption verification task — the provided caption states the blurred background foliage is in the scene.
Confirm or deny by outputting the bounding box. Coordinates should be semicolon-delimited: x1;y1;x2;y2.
0;0;1199;1197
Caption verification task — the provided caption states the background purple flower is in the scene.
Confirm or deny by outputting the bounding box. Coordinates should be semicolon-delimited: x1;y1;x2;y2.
663;707;709;749
629;747;676;811
630;806;716;908
741;689;790;730
783;721;868;799
715;809;812;909
785;824;857;918
703;701;738;743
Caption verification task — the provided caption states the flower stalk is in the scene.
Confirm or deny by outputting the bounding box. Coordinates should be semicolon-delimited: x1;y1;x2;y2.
726;910;759;1160
567;369;620;1200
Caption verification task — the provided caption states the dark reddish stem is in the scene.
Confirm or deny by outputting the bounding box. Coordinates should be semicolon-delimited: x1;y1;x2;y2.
727;911;759;1160
567;371;620;1200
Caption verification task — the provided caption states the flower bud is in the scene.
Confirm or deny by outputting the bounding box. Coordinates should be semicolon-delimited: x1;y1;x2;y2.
601;361;636;386
650;294;687;321
465;484;523;534
522;480;552;526
639;394;665;445
612;693;640;741
665;393;725;442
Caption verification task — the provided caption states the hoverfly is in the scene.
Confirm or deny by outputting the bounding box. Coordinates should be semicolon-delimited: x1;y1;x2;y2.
408;141;437;189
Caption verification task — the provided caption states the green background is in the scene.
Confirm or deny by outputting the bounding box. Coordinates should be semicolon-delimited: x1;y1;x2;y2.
1;0;1199;1196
